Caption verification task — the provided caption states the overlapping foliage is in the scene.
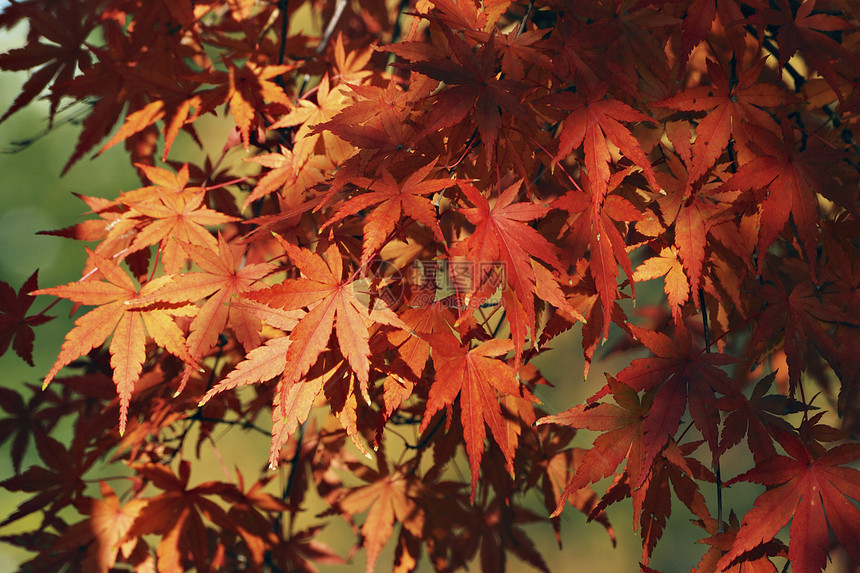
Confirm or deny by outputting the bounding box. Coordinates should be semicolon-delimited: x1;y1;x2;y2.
1;0;860;571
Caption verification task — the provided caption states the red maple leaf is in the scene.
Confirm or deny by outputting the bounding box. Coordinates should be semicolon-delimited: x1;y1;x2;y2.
0;1;95;126
314;95;416;174
386;300;458;379
672;0;761;76
53;15;206;172
717;440;860;573
719;120;826;275
745;0;860;103
37;480;147;573
523;421;616;547
544;84;658;200
269;524;345;573
586;439;715;565
0;270;54;366
455;180;568;363
748;260;851;393
405;28;531;156
553;170;640;338
439;494;552;573
656;58;788;184
617;323;739;481
197;59;294;150
126;461;239;573
715;372;802;464
7;2;860;571
38;193;145;278
693;511;787;573
497;27;552;82
323;160;456;264
0;384;68;474
420;336;536;500
217;469;293;568
650;121;734;299
635;442;714;564
0;430;95;529
536;375;650;514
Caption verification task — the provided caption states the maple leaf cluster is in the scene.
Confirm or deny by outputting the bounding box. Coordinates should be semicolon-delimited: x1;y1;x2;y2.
2;0;860;571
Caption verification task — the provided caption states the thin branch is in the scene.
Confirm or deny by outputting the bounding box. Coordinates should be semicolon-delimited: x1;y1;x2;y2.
195;415;270;436
700;287;723;533
277;0;290;66
316;0;348;55
516;0;534;37
405;414;444;450
274;422;305;536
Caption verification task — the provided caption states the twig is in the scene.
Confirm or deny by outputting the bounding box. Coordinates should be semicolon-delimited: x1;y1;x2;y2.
316;0;348;55
700;288;723;533
274;422;305;536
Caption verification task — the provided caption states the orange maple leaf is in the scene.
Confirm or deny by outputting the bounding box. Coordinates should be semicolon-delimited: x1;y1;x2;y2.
118;164;240;273
339;459;424;573
244;145;330;210
197;60;294;150
242;236;404;392
633;246;689;323
196;334;342;469
32;249;196;434
43;481;147;573
133;234;275;355
39;193;142;277
270;73;353;162
323;160;456;264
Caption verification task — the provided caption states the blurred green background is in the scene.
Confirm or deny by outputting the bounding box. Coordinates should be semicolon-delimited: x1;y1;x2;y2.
0;17;789;573
0;22;133;570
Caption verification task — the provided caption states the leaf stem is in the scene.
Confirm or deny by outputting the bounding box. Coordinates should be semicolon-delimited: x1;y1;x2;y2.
34;296;62;318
